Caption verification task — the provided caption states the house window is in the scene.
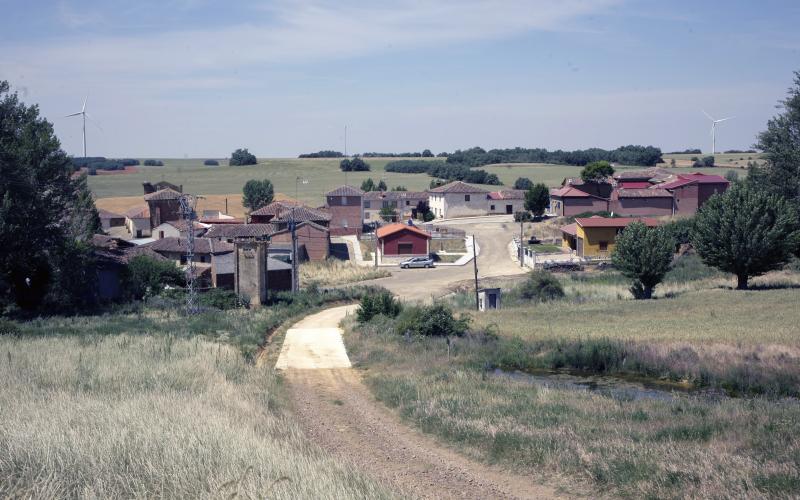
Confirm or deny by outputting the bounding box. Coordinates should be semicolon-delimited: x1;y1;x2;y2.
599;241;608;251
180;255;187;264
382;201;389;208
465;195;471;201
406;200;410;206
490;205;495;211
398;243;414;254
364;201;371;208
159;231;164;239
342;219;348;228
341;196;347;205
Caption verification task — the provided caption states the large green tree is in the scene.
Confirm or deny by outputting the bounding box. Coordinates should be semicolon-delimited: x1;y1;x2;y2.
611;222;674;299
580;160;615;183
229;148;257;166
750;71;800;205
0;80;101;309
242;179;274;211
524;183;550;218
691;183;800;289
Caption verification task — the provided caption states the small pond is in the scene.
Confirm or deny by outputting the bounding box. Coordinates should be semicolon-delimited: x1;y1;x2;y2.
491;368;729;402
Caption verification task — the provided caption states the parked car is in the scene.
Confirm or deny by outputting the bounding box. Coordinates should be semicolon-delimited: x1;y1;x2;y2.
399;256;435;269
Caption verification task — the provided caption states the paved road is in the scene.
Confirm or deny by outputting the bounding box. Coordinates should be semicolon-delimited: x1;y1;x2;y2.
275;305;356;370
364;215;528;301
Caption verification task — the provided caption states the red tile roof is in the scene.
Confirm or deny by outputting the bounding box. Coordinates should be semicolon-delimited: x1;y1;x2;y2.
550;186;593;198
326;185;364;197
363;191;428;201
376;223;431;240
575;216;660;228
97;208;124;219
124;205;150;218
143;188;182;201
617;181;652;189
660;173;730;190
614;188;674;198
428;181;489;194
560;223;578;236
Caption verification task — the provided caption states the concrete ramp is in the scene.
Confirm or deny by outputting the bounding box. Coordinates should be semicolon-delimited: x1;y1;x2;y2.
275;305;355;370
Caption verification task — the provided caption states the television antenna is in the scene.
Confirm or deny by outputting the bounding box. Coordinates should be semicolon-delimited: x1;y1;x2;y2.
179;194;202;314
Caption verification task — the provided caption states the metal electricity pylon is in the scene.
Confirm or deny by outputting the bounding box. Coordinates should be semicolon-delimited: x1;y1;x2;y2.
179;194;200;314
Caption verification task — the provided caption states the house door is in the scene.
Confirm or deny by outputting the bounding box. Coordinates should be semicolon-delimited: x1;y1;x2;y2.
398;242;413;254
506;204;513;214
488;293;497;308
576;237;584;257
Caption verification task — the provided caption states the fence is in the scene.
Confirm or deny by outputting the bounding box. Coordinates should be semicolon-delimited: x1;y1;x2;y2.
512;238;583;269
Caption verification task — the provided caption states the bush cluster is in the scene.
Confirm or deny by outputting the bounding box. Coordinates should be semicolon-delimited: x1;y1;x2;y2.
394;303;470;337
143;159;164;166
71;157;139;172
230;148;257;166
516;270;565;302
203;159;219;166
339;157;370;171
356;291;401;323
445;145;662;168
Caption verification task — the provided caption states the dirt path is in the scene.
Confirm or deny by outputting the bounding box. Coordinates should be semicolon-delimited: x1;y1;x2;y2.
281;308;564;499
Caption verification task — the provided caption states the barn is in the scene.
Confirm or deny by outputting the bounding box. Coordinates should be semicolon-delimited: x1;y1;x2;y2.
376;222;431;257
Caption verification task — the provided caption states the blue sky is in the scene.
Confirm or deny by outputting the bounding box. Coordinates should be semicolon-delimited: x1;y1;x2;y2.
1;0;799;157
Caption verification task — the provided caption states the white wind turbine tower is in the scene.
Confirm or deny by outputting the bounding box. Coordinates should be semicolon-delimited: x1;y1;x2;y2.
66;96;89;157
702;109;734;155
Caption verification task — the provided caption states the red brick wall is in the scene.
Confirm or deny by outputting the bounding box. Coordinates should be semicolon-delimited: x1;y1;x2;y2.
611;197;673;216
250;214;274;224
326;195;362;235
380;230;429;256
698;183;728;207
270;225;330;261
147;199;181;227
561;197;609;216
672;184;699;215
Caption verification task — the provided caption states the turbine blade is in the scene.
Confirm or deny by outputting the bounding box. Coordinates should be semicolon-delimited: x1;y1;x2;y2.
716;117;734;123
85;113;103;132
65;112;82;117
701;109;715;121
82;96;87;113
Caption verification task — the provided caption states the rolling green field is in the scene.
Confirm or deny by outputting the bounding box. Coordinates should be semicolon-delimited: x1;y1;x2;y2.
88;154;758;207
87;157;442;204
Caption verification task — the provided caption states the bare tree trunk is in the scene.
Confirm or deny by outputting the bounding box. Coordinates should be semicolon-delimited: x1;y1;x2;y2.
736;273;749;290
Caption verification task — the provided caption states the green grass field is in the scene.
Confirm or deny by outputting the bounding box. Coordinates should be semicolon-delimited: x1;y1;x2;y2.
345;261;800;498
87;157;442;205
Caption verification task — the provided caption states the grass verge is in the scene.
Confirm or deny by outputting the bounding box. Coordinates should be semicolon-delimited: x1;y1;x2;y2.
300;260;390;287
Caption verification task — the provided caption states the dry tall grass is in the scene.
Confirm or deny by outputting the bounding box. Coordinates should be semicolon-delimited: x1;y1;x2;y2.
300;259;390;286
0;334;393;499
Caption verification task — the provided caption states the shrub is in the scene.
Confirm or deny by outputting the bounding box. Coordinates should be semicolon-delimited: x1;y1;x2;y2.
143;159;164;166
394;303;469;337
517;270;565;302
198;288;240;310
123;255;185;300
340;157;370;171
229;148;257;166
513;177;533;190
203;159;219;166
357;291;401;323
612;223;675;299
513;211;532;222
0;318;20;336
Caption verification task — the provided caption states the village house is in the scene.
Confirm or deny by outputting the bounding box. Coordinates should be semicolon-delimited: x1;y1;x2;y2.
428;181;489;219
98;208;125;231
487;189;526;215
144;237;235;289
124;205;151;238
560;216;659;258
144;188;183;228
549;185;609;216
152;219;209;239
363;191;428;221
269;221;331;261
376;222;431;260
659;172;730;214
325;185;364;235
609;188;675;216
90;234;167;300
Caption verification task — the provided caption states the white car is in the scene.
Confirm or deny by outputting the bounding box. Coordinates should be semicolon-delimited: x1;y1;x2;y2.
399;256;435;269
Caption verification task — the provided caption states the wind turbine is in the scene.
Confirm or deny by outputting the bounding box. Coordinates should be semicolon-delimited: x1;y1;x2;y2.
702;110;734;155
66;97;88;157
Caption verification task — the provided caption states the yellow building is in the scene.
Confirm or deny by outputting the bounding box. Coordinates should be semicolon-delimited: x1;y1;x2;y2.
560;216;659;258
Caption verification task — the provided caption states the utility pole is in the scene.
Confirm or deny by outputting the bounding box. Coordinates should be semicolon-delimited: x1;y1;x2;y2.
290;207;299;292
472;235;479;311
344;125;347;157
519;218;524;267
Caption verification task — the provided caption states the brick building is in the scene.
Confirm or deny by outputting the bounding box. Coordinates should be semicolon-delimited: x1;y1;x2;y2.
144;188;182;228
376;222;431;256
325;185;364;236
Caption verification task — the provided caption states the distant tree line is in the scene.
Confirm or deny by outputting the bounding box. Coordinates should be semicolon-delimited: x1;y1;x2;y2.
444;145;663;168
384;159;501;185
667;148;702;154
298;150;344;158
143;159;164;166
361;149;435;158
724;149;758;154
71;157;140;173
